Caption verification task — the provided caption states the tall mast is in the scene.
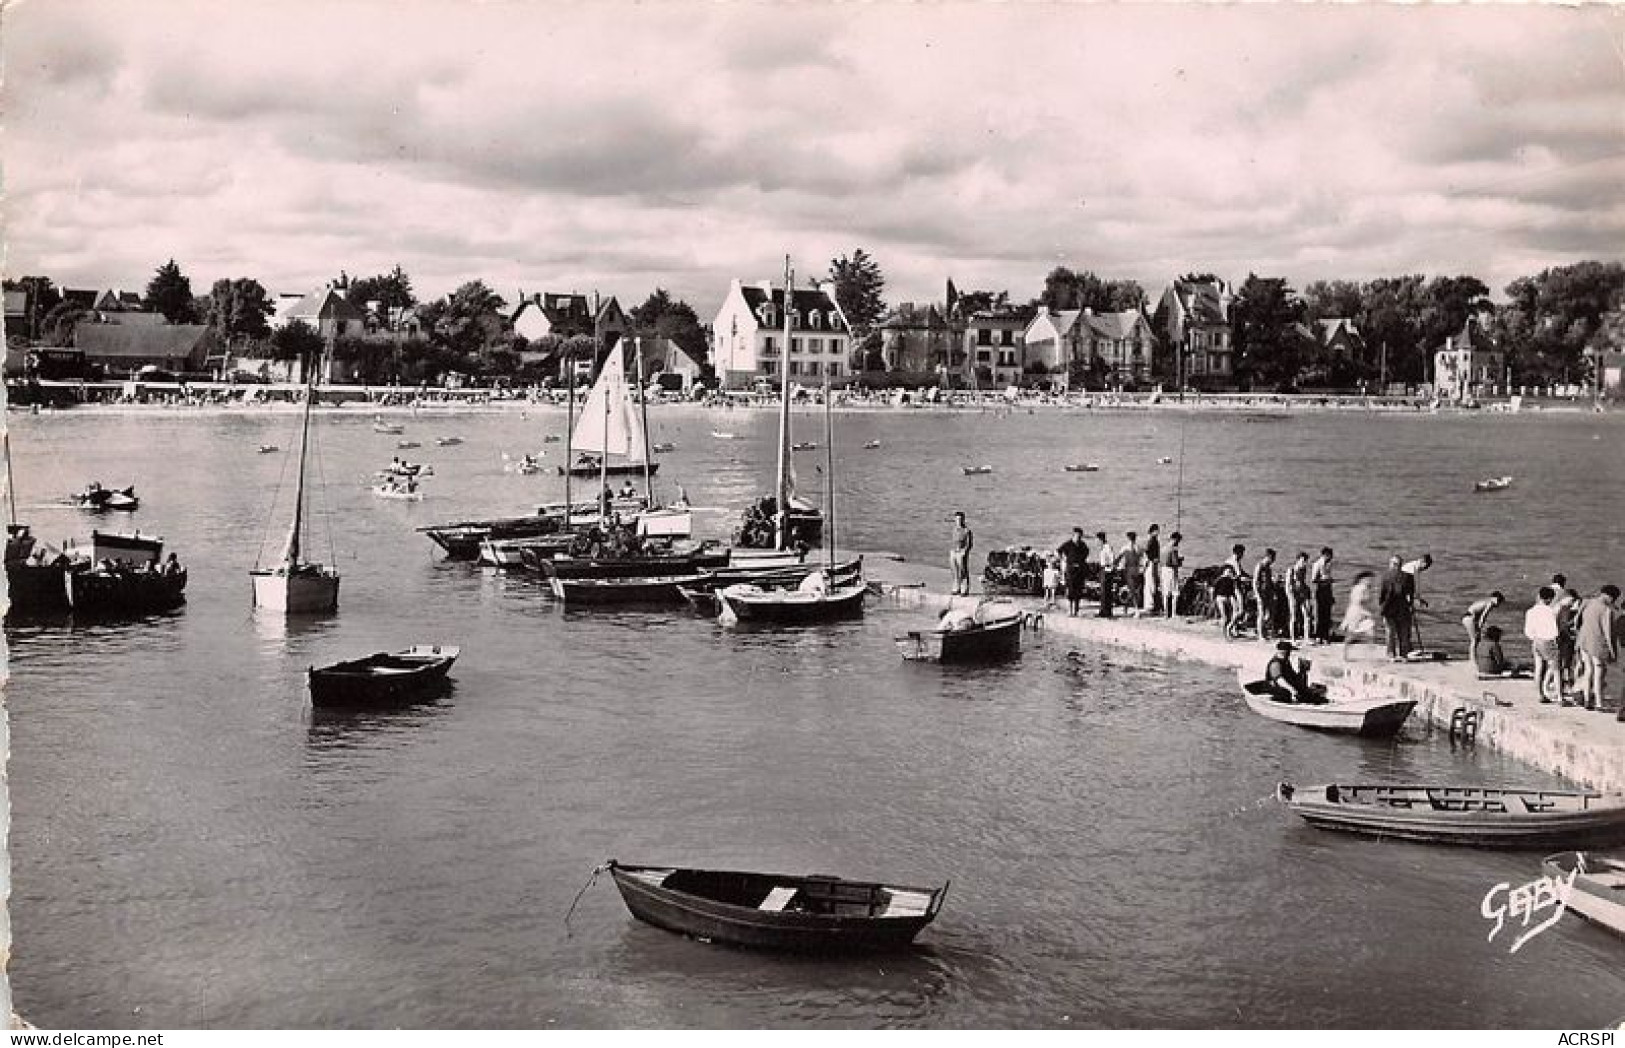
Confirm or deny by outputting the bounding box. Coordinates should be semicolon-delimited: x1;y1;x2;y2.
636;336;654;507
823;373;834;570
598;344;611;525
285;340;321;566
3;428;17;528
774;256;794;550
564;344;575;516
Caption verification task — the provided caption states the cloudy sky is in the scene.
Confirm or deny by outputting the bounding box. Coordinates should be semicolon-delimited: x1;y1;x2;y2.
3;1;1621;316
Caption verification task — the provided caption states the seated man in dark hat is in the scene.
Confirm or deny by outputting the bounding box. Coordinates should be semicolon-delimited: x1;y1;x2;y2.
1264;640;1327;704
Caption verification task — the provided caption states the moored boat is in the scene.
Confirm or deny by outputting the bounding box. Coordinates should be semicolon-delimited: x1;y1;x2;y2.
252;369;340;614
549;573;700;605
557;454;660;478
1278;783;1625;848
308;645;459;708
1542;851;1625;936
1475;475;1514;492
897;597;1024;663
65;562;187;615
73;483;139;511
1062;463;1100;473
717;571;868;624
1239;672;1414;736
606;860;948;952
962;465;993;476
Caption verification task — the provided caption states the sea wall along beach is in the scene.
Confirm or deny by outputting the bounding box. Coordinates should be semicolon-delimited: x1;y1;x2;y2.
867;558;1625;795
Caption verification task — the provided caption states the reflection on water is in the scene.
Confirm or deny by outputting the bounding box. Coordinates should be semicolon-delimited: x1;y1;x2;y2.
5;408;1624;1029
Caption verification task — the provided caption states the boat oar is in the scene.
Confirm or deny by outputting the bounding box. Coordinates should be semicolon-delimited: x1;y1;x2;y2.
563;860;612;937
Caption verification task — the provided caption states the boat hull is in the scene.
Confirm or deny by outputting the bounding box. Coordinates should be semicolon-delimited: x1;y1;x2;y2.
65;568;187;615
1240;678;1414;736
308;646;458;708
1284;784;1625;848
534;549;729;580
549;574;698;605
5;561;77;613
717;581;868;624
251;567;341;614
1542;852;1625;937
898;614;1023;663
608;863;944;953
557;462;659;477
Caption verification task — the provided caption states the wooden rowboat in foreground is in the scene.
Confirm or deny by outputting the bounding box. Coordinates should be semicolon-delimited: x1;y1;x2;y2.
606;860;948;952
1239;672;1414;736
1278;783;1625;848
308;645;459;708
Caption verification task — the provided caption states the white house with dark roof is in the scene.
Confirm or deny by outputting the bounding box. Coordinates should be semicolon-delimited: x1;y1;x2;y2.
710;279;853;389
1022;307;1156;389
1153;278;1235;385
274;286;366;340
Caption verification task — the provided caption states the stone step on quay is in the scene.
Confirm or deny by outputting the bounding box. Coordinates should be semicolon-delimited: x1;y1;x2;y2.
865;555;1625;794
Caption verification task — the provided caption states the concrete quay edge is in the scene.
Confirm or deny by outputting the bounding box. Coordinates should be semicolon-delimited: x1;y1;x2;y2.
864;555;1625;794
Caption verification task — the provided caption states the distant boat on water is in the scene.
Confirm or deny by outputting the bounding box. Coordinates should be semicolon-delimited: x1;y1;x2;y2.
962;465;993;476
252;374;340;614
1475;475;1513;492
1063;463;1100;473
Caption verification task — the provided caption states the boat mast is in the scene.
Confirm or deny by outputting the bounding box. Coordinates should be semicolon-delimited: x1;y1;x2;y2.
636;336;654;508
598;344;611;525
774;256;794;550
823;373;834;570
564;343;575;517
285;339;321;567
3;428;16;528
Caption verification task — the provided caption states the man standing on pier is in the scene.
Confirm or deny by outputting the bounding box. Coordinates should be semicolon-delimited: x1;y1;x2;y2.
1310;547;1335;643
1095;531;1116;618
950;511;974;596
1379;555;1414;661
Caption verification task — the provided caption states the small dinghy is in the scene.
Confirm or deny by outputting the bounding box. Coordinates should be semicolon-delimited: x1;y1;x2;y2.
1541;852;1625;936
1239;671;1414;737
372;483;423;501
1278;783;1625;848
1157;456;1173;465
712;430;738;440
307;645;458;708
372;417;406;435
73;484;139;512
652;442;677;453
397;440;422;449
791;441;818;451
436;437;463;446
258;444;280;454
503;453;544;474
1474;475;1513;492
605;860;948;952
542;434;562;444
1063;463;1100;473
897;597;1024;663
864;440;882;450
962;465;994;476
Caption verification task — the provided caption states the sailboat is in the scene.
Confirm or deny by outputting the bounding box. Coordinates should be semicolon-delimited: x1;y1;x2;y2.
717;372;866;624
556;348;660;479
251;354;340;614
734;258;824;553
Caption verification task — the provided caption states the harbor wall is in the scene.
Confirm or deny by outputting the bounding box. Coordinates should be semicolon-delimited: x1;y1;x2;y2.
867;558;1625;795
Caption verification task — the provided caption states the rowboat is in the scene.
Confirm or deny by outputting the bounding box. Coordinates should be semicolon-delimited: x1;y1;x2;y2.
897;598;1024;662
65;564;187;615
652;442;676;453
549;573;699;606
73;484;139;512
1474;475;1513;492
1239;673;1414;736
397;440;422;449
791;441;818;451
1542;852;1625;936
711;430;738;440
1277;783;1625;848
531;545;729;580
680;557;864;614
371;484;423;501
307;645;459;708
716;574;868;624
606;860;948;952
962;465;993;476
436;437;463;446
1062;463;1100;473
863;440;881;450
557;458;660;478
373;421;405;435
258;444;279;454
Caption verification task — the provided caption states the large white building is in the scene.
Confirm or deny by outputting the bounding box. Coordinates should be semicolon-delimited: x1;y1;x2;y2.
710;279;853;390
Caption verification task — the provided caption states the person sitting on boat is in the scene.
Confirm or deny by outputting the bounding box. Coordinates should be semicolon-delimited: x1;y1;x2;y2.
162;552;183;576
1264;641;1327;704
672;484;690;509
619;481;637;500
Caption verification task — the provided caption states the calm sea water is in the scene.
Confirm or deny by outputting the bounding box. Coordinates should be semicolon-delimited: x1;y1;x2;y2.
5;404;1623;1028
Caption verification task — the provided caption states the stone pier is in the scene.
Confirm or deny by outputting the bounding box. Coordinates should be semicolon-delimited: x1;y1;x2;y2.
866;556;1625;794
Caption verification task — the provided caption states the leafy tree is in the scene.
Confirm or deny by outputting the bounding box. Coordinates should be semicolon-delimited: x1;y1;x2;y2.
1039;267;1146;312
3;276;62;341
346;265;417;314
270;319;324;364
1492;261;1625;384
1179;272;1220;285
1302;280;1365;323
1357;275;1428;386
951;289;1010;316
40;301;90;346
630;289;708;370
1232;275;1309;391
146;259;199;323
828;249;887;331
205;277;275;341
426;281;509;357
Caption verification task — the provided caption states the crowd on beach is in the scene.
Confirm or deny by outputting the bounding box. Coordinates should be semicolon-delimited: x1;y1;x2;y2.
950;514;1621;720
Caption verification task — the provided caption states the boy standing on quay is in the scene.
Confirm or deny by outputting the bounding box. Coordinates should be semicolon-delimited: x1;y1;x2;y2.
1142;524;1162;613
1523;587;1561;703
1159;532;1183;618
1310;547;1335;643
950;511;974;596
1095;531;1116;618
1379;555;1414;660
1118;531;1143;617
1575;585;1618;714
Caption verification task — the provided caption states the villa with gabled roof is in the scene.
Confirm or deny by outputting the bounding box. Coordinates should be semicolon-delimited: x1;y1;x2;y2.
710;278;853;389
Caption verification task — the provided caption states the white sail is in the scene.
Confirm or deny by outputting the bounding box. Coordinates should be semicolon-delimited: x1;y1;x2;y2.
570;349;643;461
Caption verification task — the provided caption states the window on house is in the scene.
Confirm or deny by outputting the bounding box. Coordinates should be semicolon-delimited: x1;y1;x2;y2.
789;361;800;376
978;329;992;346
764;361;777;376
829;361;842;376
791;338;802;354
1001;330;1014;346
764;336;776;355
976;349;991;363
809;311;822;330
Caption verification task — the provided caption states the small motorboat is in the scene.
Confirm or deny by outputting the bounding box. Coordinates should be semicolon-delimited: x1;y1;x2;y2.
897;597;1024;663
397;440;422;449
1157;456;1173;465
864;440;882;450
373;415;405;435
791;441;818;451
72;484;139;512
436;437;463;446
258;445;280;454
1238;671;1415;736
549;573;700;606
1542;852;1625;936
1277;783;1625;848
717;570;868;624
652;442;677;453
372;482;424;501
378;460;432;478
1063;463;1100;473
307;645;459;708
542;434;562;443
503;453;544;475
1474;475;1514;493
962;465;994;476
606;860;948;952
711;430;738;440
